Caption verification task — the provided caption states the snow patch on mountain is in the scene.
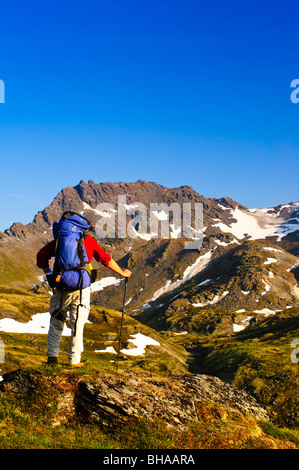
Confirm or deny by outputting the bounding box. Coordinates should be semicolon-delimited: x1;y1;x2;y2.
90;276;122;292
213;203;299;241
233;315;252;332
215;238;240;246
263;247;282;253
261;279;271;295
140;250;213;309
264;258;277;265
95;333;160;357
253;308;282;316
192;290;229;307
0;312;71;335
121;333;160;356
196;278;212;287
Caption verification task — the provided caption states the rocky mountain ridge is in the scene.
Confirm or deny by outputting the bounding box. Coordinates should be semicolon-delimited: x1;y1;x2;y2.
1;179;299;246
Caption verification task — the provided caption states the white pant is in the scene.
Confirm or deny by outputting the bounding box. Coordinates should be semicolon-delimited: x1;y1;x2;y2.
47;287;90;364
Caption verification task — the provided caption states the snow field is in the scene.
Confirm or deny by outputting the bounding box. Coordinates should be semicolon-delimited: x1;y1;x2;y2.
90;276;121;292
95;333;160;358
192;290;229;307
0;312;71;336
213;203;299;241
140;250;213;309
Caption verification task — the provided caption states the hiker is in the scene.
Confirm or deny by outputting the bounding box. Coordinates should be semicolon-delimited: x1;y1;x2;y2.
36;211;131;367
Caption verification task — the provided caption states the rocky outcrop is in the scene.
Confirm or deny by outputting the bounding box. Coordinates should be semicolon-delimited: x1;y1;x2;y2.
76;371;269;428
0;369;269;429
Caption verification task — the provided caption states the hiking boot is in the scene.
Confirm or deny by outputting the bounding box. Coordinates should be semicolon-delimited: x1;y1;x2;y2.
47;357;58;365
70;362;84;368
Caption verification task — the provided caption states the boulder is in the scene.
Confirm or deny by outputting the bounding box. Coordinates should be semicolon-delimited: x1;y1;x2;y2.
1;369;269;429
76;370;269;428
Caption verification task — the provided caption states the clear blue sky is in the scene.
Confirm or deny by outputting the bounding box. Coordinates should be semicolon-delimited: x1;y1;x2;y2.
0;0;298;231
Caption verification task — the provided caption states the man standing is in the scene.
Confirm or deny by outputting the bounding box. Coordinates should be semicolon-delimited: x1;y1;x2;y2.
37;213;131;367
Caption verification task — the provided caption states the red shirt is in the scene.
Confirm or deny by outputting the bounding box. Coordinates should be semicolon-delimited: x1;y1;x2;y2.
36;235;112;270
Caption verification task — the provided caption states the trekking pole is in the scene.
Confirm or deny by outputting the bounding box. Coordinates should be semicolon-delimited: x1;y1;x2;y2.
116;277;128;370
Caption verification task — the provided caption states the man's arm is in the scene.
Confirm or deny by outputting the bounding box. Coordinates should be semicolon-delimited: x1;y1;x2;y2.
36;240;56;273
107;259;132;278
85;236;132;278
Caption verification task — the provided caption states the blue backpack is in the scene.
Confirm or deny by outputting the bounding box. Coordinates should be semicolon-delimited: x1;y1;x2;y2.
53;212;91;291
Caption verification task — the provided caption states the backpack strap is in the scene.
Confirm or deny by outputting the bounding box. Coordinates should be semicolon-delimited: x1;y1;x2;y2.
73;270;84;337
77;233;87;267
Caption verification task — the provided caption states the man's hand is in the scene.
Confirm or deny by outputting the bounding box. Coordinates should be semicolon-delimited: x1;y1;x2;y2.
121;269;132;278
108;259;132;278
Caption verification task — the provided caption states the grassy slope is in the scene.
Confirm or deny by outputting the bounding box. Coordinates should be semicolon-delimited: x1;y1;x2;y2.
0;285;50;320
0;284;189;376
0;249;38;285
